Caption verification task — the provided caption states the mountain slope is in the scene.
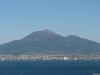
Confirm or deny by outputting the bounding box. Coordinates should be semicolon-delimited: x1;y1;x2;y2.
0;30;100;55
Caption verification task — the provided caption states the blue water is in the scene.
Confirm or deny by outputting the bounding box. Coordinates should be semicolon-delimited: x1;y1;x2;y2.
0;60;100;75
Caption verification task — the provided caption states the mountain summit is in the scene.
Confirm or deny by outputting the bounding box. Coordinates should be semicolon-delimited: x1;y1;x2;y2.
22;30;62;41
0;30;100;55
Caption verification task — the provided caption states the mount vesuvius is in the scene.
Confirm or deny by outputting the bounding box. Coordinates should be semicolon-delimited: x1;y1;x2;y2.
0;30;100;55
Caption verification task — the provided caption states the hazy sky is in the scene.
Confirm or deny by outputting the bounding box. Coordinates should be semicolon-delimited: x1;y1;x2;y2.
0;0;100;44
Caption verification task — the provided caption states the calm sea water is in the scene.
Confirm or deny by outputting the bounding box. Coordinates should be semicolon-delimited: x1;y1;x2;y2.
0;60;100;75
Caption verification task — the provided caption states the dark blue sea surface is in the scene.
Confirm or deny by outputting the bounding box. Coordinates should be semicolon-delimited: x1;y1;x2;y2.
0;60;100;75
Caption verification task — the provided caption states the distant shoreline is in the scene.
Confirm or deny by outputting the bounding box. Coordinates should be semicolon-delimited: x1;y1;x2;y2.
0;54;100;61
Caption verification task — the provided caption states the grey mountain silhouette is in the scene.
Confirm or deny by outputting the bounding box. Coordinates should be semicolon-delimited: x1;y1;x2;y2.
0;30;100;55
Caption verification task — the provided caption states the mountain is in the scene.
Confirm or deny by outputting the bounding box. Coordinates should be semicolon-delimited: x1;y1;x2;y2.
22;30;63;41
0;30;100;55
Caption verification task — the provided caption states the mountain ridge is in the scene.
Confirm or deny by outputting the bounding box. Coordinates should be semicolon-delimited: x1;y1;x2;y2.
0;30;100;55
22;29;63;41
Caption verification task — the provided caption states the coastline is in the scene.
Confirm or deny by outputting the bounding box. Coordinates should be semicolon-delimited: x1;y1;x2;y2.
0;54;100;61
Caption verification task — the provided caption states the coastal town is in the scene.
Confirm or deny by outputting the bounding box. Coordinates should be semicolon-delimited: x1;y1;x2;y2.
0;54;100;61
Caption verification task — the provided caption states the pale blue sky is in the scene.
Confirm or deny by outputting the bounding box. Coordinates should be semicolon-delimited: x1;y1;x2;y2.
0;0;100;44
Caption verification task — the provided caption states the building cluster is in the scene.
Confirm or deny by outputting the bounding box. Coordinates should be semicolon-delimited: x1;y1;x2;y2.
0;54;100;61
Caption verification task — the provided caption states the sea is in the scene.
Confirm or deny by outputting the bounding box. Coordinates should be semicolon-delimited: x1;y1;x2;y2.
0;60;100;75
